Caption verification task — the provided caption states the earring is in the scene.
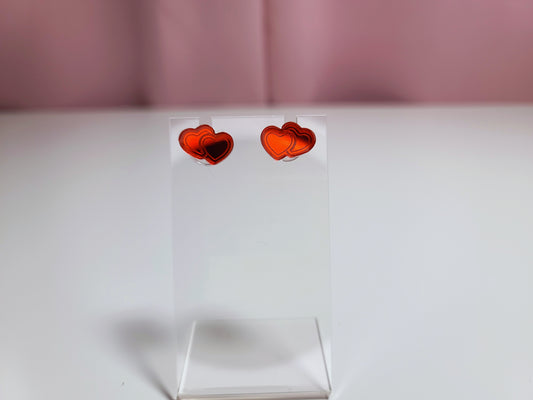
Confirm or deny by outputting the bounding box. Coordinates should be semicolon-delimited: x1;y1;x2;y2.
261;122;316;161
179;125;234;165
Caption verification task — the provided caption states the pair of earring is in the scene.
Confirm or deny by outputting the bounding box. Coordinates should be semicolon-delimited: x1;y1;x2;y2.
179;122;316;165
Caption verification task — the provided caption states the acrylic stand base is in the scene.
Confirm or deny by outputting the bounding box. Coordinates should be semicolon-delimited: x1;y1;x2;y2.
177;318;330;400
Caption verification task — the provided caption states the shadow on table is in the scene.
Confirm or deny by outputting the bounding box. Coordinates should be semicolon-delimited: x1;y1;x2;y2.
105;313;176;400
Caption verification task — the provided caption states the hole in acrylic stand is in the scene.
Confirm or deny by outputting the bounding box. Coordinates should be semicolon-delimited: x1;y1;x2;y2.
194;158;212;166
282;156;299;162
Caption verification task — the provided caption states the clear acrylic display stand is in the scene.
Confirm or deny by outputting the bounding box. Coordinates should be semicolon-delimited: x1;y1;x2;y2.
170;115;330;400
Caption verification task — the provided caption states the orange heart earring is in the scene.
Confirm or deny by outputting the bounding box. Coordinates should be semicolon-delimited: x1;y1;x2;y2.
261;122;316;161
179;125;234;165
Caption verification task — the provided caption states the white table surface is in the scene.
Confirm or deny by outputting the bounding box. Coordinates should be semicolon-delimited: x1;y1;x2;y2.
1;105;532;400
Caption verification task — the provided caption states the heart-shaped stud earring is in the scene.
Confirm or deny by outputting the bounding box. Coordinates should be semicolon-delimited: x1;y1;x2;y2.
261;122;316;161
179;125;234;165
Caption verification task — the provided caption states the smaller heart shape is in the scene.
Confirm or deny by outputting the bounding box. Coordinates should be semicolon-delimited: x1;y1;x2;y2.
179;125;233;165
261;122;316;160
261;127;295;160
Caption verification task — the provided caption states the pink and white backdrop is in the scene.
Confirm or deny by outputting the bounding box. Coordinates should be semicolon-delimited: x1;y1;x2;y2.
1;0;533;108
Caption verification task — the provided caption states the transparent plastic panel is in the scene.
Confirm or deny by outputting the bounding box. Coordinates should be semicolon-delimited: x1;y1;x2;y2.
170;115;330;400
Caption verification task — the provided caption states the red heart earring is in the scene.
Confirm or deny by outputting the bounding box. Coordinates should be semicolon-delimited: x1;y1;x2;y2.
261;122;316;161
179;125;234;165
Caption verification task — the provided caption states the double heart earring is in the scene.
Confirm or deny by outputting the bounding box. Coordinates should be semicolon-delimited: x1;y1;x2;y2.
179;122;316;165
260;122;316;161
179;125;234;165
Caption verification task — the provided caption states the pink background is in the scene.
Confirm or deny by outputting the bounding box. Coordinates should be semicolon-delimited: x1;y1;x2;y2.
1;0;533;108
